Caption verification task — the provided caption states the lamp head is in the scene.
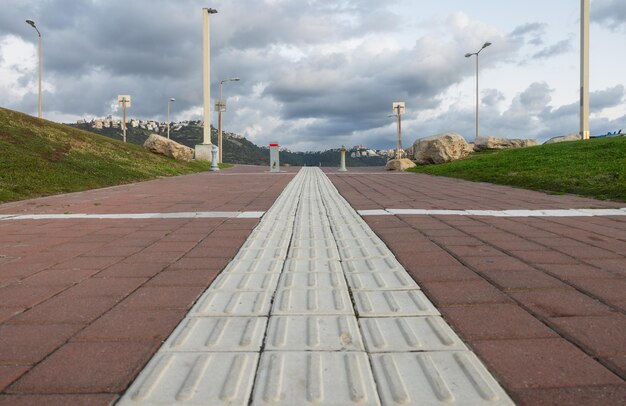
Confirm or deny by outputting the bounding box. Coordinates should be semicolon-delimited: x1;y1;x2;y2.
170;98;176;102
482;42;492;49
231;77;240;82
26;19;36;27
465;53;473;58
206;8;218;14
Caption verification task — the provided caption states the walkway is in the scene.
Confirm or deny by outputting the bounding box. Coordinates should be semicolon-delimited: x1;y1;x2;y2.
118;167;513;405
0;165;624;405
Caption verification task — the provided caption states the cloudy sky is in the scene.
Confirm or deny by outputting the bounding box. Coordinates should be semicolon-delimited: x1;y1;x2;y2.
1;0;625;151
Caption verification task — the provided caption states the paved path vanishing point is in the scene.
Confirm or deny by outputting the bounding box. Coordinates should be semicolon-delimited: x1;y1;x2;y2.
0;165;625;405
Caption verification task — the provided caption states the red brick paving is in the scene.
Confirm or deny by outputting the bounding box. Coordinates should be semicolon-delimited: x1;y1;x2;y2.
327;167;626;404
0;165;294;402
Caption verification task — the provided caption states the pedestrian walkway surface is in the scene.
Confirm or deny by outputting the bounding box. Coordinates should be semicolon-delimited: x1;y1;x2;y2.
0;165;625;405
118;167;513;405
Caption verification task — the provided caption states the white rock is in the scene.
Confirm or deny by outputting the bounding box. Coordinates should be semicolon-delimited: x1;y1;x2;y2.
386;158;416;171
143;134;193;162
474;136;538;151
413;132;473;164
543;133;582;145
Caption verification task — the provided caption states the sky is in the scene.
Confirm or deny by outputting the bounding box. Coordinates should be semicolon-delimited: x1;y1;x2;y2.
1;0;625;151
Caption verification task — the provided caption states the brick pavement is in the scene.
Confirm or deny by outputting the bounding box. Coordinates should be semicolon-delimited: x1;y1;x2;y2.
1;164;625;405
327;167;626;405
0;166;296;405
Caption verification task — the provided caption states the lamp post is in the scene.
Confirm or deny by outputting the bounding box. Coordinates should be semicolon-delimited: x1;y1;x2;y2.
196;8;217;161
167;98;175;139
25;19;42;119
580;0;590;140
465;42;492;142
216;77;240;163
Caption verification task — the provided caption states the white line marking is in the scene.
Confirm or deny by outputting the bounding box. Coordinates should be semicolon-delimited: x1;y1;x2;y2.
358;208;626;217
0;211;265;221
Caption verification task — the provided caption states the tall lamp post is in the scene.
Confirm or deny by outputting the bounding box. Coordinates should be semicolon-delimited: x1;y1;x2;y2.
167;98;175;139
465;42;492;142
196;8;218;162
216;77;240;163
25;19;42;119
580;0;590;140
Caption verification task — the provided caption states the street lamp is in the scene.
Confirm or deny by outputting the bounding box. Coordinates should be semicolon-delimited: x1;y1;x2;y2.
580;0;590;140
216;77;240;163
167;98;175;139
465;41;492;142
25;19;42;119
196;8;218;162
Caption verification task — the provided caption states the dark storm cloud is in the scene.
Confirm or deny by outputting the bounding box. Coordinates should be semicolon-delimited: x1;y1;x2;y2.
592;0;626;30
532;39;573;60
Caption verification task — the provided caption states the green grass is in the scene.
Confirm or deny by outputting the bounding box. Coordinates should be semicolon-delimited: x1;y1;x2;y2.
408;137;626;202
0;108;229;203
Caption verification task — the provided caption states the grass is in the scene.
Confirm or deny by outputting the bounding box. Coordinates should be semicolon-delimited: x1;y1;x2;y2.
408;137;626;202
0;107;230;203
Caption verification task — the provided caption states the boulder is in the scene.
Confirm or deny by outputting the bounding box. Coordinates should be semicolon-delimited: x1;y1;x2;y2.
543;133;582;145
474;136;537;151
413;132;473;164
143;134;194;162
386;158;416;171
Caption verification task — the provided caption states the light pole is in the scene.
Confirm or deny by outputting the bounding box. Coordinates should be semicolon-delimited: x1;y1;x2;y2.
465;42;492;142
196;8;217;161
25;19;42;119
167;98;175;139
216;77;240;163
580;0;590;140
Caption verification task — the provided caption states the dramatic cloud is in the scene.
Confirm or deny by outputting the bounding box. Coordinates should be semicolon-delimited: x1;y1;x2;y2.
1;0;625;150
592;0;626;31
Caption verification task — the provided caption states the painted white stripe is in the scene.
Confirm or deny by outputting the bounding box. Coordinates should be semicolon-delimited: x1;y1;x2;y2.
358;208;626;217
0;211;265;221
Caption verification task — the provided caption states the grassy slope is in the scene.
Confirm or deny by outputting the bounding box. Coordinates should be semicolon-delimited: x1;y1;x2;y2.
0;108;216;203
408;137;626;202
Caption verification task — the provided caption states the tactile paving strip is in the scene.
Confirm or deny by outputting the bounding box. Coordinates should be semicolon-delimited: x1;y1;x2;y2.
119;168;514;406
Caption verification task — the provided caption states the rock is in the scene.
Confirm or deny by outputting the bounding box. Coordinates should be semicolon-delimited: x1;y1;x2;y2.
543;133;582;145
474;136;537;151
143;134;194;162
386;158;416;171
413;132;473;164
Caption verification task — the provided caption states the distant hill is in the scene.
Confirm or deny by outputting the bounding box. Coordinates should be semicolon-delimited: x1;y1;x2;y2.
0;108;213;203
69;122;387;167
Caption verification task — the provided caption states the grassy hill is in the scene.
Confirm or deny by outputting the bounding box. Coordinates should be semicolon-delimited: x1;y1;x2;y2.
409;137;626;202
0;108;215;203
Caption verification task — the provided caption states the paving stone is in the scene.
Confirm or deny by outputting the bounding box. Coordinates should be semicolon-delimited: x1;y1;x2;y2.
287;246;340;260
510;386;626;406
550;315;626;357
277;272;347;290
9;341;159;394
342;257;405;273
359;317;467;352
211;272;280;291
234;248;288;261
420;281;511;306
118;353;259;406
0;366;29;392
353;290;439;317
190;290;273;317
283;259;342;273
252;352;380;406
509;288;613;318
265;315;364;351
221;259;284;274
163;317;267;352
439;304;558;341
0;394;119;406
346;271;419;291
271;289;354;315
370;352;514;405
472;338;624;389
